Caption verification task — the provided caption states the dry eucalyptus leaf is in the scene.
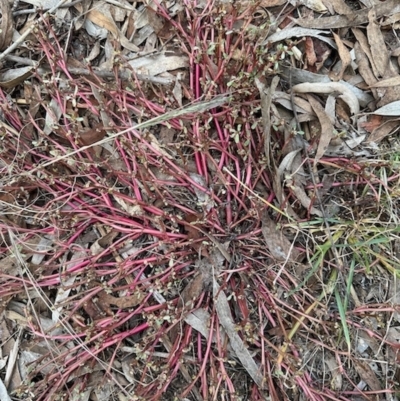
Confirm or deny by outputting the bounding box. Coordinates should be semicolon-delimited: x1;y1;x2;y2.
86;8;139;52
189;173;212;210
321;0;352;15
185;308;214;341
292;82;360;115
286;179;323;217
325;95;336;123
295;0;400;29
113;194;144;216
148;132;174;159
84;18;108;39
266;28;336;49
281;65;373;107
273;91;315;115
331;33;351;81
353;360;382;391
87;8;118;37
298;0;327;13
367;9;389;78
353;40;378;99
30;236;53;265
0;378;11;401
172;72;183;107
323;355;342;391
182;272;207;307
354;37;400;108
19;349;56;378
213;279;265;389
370;101;400;116
128;51;189;76
261;212;301;261
277;149;302;179
100;288;144;309
0;66;34;89
86;41;101;62
352;28;372;61
79;125;107;146
370;76;400;88
44;98;62;135
306;94;334;164
325;132;368;156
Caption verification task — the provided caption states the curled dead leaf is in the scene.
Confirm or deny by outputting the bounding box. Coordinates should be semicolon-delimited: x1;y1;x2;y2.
292;82;360;114
0;67;34;89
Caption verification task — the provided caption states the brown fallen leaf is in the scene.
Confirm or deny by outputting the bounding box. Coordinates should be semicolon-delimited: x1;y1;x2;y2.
306;94;334;164
305;37;317;69
261;211;301;261
313;38;332;72
353;359;382;391
286;178;324;217
366;119;400;143
79;124;107;146
359;115;382;133
99;290;144;310
353;40;379;102
370;76;400;88
87;8;139;52
367;9;389;78
84;281;145;320
331;33;351;81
